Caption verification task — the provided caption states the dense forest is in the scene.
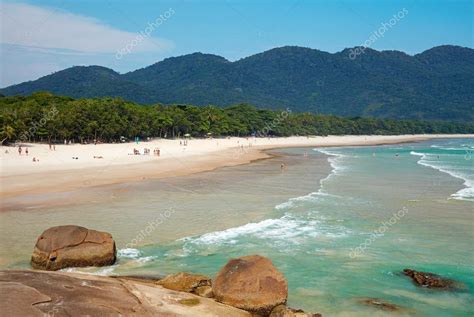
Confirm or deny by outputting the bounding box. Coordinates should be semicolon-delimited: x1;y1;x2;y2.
1;92;473;145
2;45;473;122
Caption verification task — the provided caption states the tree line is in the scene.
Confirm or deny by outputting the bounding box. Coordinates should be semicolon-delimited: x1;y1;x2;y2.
1;92;473;145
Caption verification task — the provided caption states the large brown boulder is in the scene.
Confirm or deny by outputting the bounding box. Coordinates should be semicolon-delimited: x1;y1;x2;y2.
31;225;116;270
213;255;288;315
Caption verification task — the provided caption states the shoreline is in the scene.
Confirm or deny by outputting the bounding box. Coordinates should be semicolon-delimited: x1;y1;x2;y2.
1;134;472;210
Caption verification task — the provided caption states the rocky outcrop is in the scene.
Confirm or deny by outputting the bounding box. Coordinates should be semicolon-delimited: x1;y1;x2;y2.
157;272;213;297
31;225;116;270
358;298;406;312
0;270;251;317
213;255;288;316
403;269;463;290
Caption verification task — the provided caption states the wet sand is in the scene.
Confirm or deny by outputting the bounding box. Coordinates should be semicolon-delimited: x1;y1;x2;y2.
1;135;472;210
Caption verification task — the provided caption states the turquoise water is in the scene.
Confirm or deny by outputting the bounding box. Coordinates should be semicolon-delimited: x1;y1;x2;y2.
1;138;472;316
115;139;473;316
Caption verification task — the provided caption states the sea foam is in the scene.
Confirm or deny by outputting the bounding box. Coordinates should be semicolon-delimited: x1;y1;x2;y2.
179;213;349;251
410;150;473;201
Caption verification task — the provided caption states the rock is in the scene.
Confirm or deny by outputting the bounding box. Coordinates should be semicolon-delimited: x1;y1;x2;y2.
213;255;288;316
403;269;462;290
31;225;116;271
157;272;212;293
0;270;251;317
195;285;214;298
270;304;322;317
358;298;405;312
0;282;52;317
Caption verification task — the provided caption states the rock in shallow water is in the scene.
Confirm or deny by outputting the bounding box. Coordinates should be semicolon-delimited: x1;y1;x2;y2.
358;298;406;312
403;269;463;290
31;225;116;271
213;255;288;316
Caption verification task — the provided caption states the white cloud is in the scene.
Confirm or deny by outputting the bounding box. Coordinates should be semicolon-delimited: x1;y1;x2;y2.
0;2;173;53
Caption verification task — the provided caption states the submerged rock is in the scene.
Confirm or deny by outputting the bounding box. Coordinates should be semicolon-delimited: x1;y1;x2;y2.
157;272;212;295
358;298;406;312
403;269;463;290
31;225;116;271
213;255;288;316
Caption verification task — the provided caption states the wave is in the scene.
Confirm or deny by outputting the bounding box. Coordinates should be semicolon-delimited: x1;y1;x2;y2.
410;151;424;157
275;191;338;210
60;265;118;276
116;248;157;265
179;213;349;251
430;144;474;151
410;151;473;201
276;148;347;210
118;248;141;258
314;148;348;176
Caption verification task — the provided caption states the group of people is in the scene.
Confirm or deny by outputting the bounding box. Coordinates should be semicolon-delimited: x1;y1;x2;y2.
9;143;59;162
17;146;28;156
133;148;160;156
13;145;40;162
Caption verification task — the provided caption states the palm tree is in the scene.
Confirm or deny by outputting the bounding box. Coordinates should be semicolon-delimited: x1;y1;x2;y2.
1;125;15;145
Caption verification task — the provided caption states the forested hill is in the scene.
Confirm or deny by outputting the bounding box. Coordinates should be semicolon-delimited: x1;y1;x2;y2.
1;93;473;145
1;45;473;122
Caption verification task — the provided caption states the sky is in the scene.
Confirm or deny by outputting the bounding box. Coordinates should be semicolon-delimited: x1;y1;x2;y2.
0;0;472;87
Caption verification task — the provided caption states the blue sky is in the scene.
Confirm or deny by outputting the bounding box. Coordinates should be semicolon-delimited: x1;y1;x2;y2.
1;0;472;86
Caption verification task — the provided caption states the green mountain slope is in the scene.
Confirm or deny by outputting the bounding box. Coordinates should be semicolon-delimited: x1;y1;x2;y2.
1;45;473;121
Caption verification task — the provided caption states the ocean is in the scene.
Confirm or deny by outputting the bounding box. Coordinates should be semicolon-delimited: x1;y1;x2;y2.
1;138;472;316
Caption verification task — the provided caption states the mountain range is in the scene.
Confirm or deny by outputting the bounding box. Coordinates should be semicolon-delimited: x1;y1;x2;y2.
1;45;473;121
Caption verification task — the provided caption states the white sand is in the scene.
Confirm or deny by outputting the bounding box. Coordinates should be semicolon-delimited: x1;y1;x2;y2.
1;134;472;200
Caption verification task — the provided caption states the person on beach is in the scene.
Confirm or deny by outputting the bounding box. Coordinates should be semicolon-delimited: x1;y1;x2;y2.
25;148;28;156
53;144;56;151
18;146;22;155
280;163;286;171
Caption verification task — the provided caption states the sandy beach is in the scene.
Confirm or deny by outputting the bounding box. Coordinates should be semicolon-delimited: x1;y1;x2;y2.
1;134;472;205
